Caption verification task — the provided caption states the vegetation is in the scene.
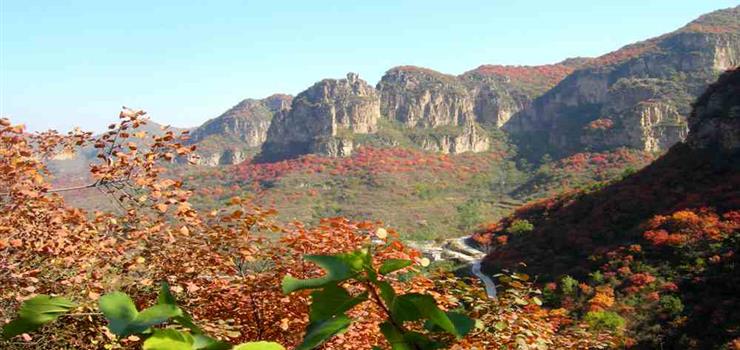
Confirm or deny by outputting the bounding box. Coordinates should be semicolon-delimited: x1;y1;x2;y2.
0;111;616;349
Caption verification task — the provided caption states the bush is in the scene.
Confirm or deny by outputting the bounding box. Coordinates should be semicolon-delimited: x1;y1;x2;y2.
560;275;579;295
457;199;484;231
589;271;605;284
506;219;534;235
584;311;626;332
659;295;684;316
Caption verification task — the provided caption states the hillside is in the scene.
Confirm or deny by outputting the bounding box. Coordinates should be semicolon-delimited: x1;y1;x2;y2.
477;68;740;349
505;6;740;159
188;94;292;165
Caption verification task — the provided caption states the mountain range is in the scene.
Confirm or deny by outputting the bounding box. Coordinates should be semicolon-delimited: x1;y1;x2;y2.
176;6;739;165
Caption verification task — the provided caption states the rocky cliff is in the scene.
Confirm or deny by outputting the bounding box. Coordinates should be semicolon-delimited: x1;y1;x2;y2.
189;94;292;165
259;73;380;161
377;66;490;153
460;61;584;127
688;67;740;152
505;6;740;157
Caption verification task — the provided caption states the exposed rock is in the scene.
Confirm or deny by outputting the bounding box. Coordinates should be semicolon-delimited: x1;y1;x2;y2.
259;73;380;161
688;67;740;152
415;124;490;154
377;66;490;153
579;78;691;152
460;61;584;127
378;66;475;128
189;94;292;165
505;6;740;157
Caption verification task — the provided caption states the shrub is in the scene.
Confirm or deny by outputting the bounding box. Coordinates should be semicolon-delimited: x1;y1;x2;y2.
584;311;626;332
589;271;605;284
560;275;579;295
659;295;684;316
506;219;534;235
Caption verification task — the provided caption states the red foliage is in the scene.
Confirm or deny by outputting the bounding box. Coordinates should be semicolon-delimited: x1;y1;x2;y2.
586;118;614;130
467;64;575;88
643;209;735;247
629;273;656;287
590;41;657;66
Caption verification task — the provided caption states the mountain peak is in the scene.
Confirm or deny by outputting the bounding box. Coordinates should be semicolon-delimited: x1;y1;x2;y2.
680;5;740;34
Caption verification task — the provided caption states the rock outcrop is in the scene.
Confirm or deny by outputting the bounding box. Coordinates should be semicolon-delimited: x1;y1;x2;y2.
460;61;584;127
377;66;490;153
579;78;691;152
505;6;740;157
687;67;740;152
259;73;380;161
189;94;292;165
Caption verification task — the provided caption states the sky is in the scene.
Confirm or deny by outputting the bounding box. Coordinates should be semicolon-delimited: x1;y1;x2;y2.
1;1;737;132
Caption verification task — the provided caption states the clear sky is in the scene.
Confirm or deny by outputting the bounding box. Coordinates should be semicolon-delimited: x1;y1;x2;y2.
1;1;737;132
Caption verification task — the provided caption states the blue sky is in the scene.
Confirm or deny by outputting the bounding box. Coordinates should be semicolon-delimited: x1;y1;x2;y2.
1;1;737;132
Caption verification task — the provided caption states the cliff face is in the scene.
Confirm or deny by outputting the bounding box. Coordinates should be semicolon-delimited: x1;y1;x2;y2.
505;6;740;157
259;73;380;161
688;67;740;152
377;66;490;153
578;78;691;152
460;61;583;127
189;94;292;166
378;66;474;128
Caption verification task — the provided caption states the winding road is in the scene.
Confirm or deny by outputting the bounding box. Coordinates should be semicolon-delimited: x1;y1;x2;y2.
471;260;497;298
408;236;497;299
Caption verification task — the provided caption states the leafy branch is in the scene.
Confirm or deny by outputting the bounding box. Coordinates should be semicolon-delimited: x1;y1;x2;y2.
282;248;474;350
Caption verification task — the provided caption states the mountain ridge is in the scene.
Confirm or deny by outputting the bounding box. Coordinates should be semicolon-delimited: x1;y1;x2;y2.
125;6;738;165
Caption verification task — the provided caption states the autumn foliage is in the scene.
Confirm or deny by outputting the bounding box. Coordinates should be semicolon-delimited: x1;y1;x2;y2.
0;112;616;349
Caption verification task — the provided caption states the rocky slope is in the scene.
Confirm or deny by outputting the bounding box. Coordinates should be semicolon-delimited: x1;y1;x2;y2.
478;68;740;349
505;6;740;157
460;60;586;127
189;94;292;165
258;73;380;161
377;66;490;154
167;7;738;164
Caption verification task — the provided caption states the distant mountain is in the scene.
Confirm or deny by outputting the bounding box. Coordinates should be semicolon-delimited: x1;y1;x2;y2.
52;7;738;167
188;94;292;165
505;6;740;158
477;68;740;349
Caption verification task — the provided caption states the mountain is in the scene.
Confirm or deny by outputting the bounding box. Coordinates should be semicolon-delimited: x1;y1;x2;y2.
505;6;740;158
460;59;588;127
188;94;292;165
377;66;490;154
258;73;381;162
476;68;740;349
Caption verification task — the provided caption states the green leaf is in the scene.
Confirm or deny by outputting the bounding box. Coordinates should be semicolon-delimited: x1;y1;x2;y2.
309;285;367;322
142;329;193;350
394;294;462;337
445;312;475;337
423;312;473;337
193;334;232;350
388;293;423;323
378;259;413;275
157;281;177;306
295;315;352;350
233;342;286;350
376;281;397;307
99;292;182;336
157;282;204;334
282;252;367;294
379;322;413;350
2;295;76;339
403;332;445;350
99;292;138;336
